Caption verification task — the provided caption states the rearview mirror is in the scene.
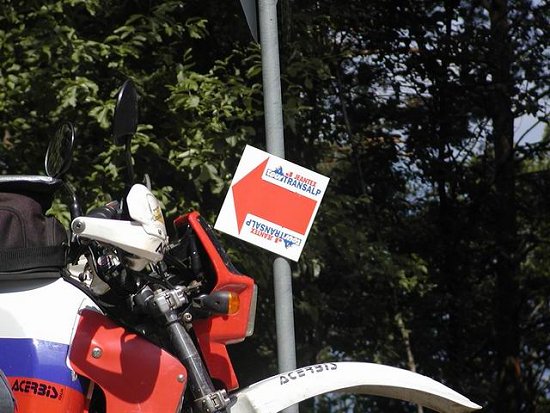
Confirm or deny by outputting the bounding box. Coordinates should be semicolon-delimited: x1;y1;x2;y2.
113;79;138;146
45;122;75;178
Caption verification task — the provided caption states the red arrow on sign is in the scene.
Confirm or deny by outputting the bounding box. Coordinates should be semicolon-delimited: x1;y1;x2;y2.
232;158;317;235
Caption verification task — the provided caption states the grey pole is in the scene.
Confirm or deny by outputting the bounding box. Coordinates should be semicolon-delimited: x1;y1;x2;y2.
258;2;299;412
259;0;285;156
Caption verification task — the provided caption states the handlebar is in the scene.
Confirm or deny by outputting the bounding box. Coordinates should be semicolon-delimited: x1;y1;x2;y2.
85;201;120;220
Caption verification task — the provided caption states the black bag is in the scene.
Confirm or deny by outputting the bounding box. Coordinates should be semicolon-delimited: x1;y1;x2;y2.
0;190;67;276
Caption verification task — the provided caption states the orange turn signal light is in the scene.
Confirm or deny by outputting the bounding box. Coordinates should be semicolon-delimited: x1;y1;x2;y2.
227;291;240;315
197;291;241;315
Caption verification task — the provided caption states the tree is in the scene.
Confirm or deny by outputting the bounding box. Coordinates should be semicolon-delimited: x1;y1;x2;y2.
0;0;263;218
274;0;549;411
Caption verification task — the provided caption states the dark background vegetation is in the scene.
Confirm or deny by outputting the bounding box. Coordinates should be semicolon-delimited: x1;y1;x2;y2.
0;0;548;411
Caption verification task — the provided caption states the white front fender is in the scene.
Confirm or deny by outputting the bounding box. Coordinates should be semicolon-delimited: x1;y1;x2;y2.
229;362;481;413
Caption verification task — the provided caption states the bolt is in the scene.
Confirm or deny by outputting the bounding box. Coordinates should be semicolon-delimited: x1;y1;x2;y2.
91;347;102;359
72;220;85;233
182;312;193;323
177;374;185;383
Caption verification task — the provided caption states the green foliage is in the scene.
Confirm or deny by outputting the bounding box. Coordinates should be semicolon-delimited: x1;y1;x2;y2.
0;0;262;217
165;47;263;206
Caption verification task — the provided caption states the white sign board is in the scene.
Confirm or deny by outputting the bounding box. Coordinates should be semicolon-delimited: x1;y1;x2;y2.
215;145;329;261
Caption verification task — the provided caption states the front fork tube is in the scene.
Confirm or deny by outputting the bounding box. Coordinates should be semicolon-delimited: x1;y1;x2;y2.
165;311;229;413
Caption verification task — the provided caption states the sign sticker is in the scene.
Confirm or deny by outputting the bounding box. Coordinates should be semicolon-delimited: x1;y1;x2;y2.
215;145;329;261
279;363;338;385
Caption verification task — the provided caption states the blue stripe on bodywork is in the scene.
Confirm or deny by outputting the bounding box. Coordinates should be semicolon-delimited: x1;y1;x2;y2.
0;338;88;393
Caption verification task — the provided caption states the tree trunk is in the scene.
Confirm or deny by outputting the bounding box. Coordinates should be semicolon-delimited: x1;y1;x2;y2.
396;313;424;413
487;0;522;411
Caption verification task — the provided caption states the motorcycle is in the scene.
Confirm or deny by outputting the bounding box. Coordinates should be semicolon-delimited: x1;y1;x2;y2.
0;80;481;413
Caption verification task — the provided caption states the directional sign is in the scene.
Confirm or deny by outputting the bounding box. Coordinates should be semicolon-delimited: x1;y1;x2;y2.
215;145;329;261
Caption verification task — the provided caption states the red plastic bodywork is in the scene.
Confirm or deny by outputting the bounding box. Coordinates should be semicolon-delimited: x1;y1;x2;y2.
174;212;256;391
6;376;86;413
69;309;187;412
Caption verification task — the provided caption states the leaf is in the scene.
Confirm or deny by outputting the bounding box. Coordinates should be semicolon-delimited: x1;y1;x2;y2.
187;95;200;108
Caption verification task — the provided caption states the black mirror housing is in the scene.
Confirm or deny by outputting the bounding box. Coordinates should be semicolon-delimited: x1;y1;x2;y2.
113;80;138;145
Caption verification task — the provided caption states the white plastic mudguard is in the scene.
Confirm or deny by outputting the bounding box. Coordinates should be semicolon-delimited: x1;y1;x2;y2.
228;362;481;413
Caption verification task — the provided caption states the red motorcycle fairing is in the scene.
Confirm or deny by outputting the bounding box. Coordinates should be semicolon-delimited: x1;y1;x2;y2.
174;212;256;391
69;309;187;412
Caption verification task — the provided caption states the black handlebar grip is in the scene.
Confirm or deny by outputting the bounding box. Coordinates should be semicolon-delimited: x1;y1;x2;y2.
86;203;119;219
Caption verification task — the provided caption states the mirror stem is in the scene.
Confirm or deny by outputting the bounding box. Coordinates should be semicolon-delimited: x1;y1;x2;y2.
125;139;135;188
64;183;82;220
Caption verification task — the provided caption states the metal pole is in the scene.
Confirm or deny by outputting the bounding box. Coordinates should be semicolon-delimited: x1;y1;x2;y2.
259;0;285;156
272;256;297;375
258;2;299;413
